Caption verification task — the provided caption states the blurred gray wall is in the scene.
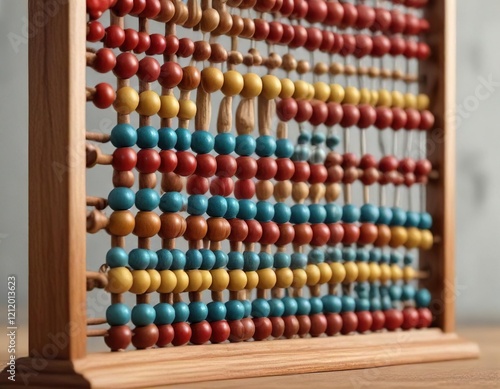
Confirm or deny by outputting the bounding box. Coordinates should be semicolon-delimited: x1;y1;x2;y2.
0;0;499;332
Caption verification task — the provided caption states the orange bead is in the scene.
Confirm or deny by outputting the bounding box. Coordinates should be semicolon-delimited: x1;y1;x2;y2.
159;213;186;239
184;215;208;241
107;210;135;236
133;211;161;238
206;217;231;241
374;224;391;247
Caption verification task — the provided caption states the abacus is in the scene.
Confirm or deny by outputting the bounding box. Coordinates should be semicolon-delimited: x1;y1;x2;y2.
3;0;479;387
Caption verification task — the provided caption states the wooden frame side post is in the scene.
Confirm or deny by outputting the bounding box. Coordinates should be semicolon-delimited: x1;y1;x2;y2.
420;0;457;332
28;0;87;359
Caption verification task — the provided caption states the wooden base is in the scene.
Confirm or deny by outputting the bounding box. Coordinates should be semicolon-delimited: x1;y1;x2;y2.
2;329;479;388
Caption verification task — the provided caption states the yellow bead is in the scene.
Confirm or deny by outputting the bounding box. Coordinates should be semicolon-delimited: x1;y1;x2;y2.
313;81;331;102
291;268;307;288
391;91;405;108
359;88;372;104
210;268;230;291
390;264;403;282
377;89;392;107
329;84;345;103
389;226;408;248
201;67;224;93
306;82;316;100
404;93;417;109
172;270;189;293
275;267;294;288
136;90;161;116
129;270;150;294
185;270;203;292
305;264;321;286
293;80;310;100
107;267;133;294
417;93;430;110
245;271;259;290
405;227;422;249
329;262;346;284
198;270;212;292
228;269;247;291
356;262;371;283
343;262;359;283
370;90;379;106
261;74;282;100
240;73;263;98
403;266;416;282
368;263;381;283
221;70;244;96
257;268;277;289
379;263;391;284
146;269;161;293
158;95;180;119
157;270;177;293
317;262;332;284
114;86;139;115
279;78;295;98
343;86;361;105
177;99;197;120
420;229;434;250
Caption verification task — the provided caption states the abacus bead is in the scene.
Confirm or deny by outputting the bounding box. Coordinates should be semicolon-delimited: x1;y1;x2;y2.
158;62;183;89
104;25;125;48
132;324;159;350
172;322;192;346
105;325;132;351
134;212;161;237
340;312;358;335
87;21;105;42
93;83;115;109
107;210;135;236
137;91;161;116
340;104;360;127
417;308;433;328
384;309;404;331
156;325;174;347
356;311;373;334
107;267;133;293
135;32;150;54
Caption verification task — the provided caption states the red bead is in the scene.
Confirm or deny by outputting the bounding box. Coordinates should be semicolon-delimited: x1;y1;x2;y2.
156;324;174;347
354;34;373;58
267;21;284;44
340;104;360;127
341;2;358;28
389;36;406;56
355;4;375;29
297;315;311;337
146;33;167;55
325;1;344;26
372;35;391;57
402;307;419;330
325;313;342;336
172;322;192;346
283;315;300;338
340;312;358;335
93;48;116;73
356;311;373;333
158;62;183;89
289;25;307;48
325;152;341;169
404;40;419;59
195;154;217;178
210;177;234;196
253;19;270;41
342;223;360;245
275;223;295;246
358;223;378;245
340;34;356;56
164;34;180;55
159;150;178;173
136;149;161;173
256;157;278;180
292;0;308;19
234;179;256;199
358;104;377;128
241;317;255;341
177;38;195;57
93;83;115;109
130;0;146;15
293;224;313;246
375;107;394;129
359;154;377;169
236;156;258;179
379;155;398;172
215;155;237;177
113;52;139;79
137;57;161;82
306;0;327;24
210;320;231;343
228;320;245;342
280;23;295;45
371;310;386;332
104;25;125;48
270;316;285;338
291;161;311;182
280;0;294;17
384;309;404;331
310;101;328;126
190;320;212;345
372;8;392;32
275;158;295;181
253;317;273;341
325;102;344;126
255;0;276;12
417;308;433;328
304;27;323;52
328;223;344;245
105;325;132;351
309;164;328;184
390;10;406;34
228;218;249;242
120;28;139;51
112;147;137;171
391;107;408;130
295;100;313;123
134;32;151;54
342;152;358;168
320;30;335;53
330;33;344;54
132;324;159;349
112;0;134;16
244;220;263;243
404;173;416;187
419;110;435;130
310;223;330;247
260;222;280;245
186;174;209;194
405;13;421;35
87;21;105;42
174;151;197;176
419;18;430;33
415;159;432;176
326;165;343;183
399;158;416;174
139;0;161;18
309;313;327;337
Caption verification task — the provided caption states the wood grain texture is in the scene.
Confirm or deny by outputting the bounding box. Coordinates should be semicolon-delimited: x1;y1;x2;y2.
419;0;457;333
28;0;87;359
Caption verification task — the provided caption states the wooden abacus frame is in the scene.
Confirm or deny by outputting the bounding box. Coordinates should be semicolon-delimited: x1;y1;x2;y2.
2;0;479;387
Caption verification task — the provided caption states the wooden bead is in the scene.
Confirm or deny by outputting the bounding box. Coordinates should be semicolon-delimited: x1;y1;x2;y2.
283;315;300;339
340;312;358;335
325;183;341;202
297;315;311;337
241;73;263;98
159;213;186;239
157;270;177;293
105;325;132;351
186;270;203;292
184;215;207;241
206;217;231;241
210;268;230;291
343;262;358;283
172;270;189;293
107;267;133;293
292;182;309;202
256;179;274;200
279;78;295;99
329;262;346;284
129;270;151;294
245;270;259;290
137;90;161;116
305;264;321;286
178;66;201;91
228;269;247;291
213;11;233;36
420;229;434;250
210;320;231;343
172;322;192;346
291;268;307;288
114;87;139;115
374;224;391;247
270;316;285;338
107;210;135;236
389;226;408;247
134;211;161;238
200;67;224;94
158;95;180;119
200;9;220;33
113;170;135;188
275;267;294;288
178;99;197;120
222;70;244;96
261;74;282;100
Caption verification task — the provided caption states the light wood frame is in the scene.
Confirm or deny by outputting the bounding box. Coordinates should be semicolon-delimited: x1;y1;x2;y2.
1;0;478;387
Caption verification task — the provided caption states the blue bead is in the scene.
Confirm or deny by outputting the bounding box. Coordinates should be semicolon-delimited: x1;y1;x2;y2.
273;202;291;223
415;288;431;308
405;211;421;228
207;195;227;217
390;252;402;264
227;251;244;270
308;204;327;224
380;253;390;264
108;187;135;210
282;297;298;316
322;295;342;313
404;254;414;266
342;204;360;223
154;303;175;325
225;300;245;320
135;188;160;211
136;125;159;148
242;300;252;318
106;247;128;268
191;130;214;154
213;250;228;269
401;284;415;301
131;304;156;326
243;251;260;271
268;298;285;317
106;303;131;326
377;206;393;225
295;297;311;315
309;297;323;314
188;301;208;323
252;298;271;318
170;249;186;270
147;251;158;269
311;132;326;146
237;199;257;220
370;285;381;298
275;138;294;158
308;248;325;264
369;249;382;263
326;247;342;262
173;302;190;323
158;127;177;150
187;194;208;215
175;127;191;151
324;203;343;223
185;249;203;270
255;201;274;222
360;204;380;223
128;248;150;270
290;204;310;224
341;296;356;312
326;135;341;150
258;252;273;269
356;249;369;262
156;249;173;270
342;247;356;262
291;145;310;161
224;198;239;219
390;207;407;226
419;212;433;230
355;298;370;312
255;135;277;157
290;252;307;269
159;192;183;212
370;298;382;311
111;124;137;147
297;131;311;144
381;296;393;310
214;133;236;154
273;252;291;268
199;249;216;270
207;301;227;322
355;282;369;296
235;135;256;156
389;285;403;301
